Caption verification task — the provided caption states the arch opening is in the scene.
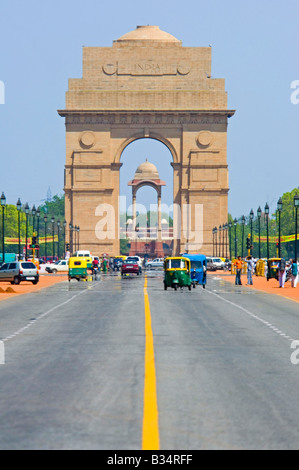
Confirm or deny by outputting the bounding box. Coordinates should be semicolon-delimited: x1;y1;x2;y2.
119;138;174;257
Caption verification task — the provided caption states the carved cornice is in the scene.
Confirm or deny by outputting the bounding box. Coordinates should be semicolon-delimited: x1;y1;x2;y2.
58;109;235;127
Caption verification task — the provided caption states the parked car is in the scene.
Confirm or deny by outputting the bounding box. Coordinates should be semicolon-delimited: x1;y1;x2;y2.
0;261;39;285
206;258;217;271
40;256;58;264
126;256;142;273
206;257;225;270
146;258;164;269
45;259;69;274
121;259;140;276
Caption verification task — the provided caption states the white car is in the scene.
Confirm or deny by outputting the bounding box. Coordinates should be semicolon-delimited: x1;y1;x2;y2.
146;258;164;269
208;257;226;270
45;259;69;274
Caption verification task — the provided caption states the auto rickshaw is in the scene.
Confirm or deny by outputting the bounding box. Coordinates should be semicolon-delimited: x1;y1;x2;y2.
68;257;88;282
267;258;281;281
181;254;207;288
163;257;192;291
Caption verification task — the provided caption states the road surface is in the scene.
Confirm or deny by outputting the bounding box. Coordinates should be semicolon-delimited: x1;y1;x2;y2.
0;271;299;450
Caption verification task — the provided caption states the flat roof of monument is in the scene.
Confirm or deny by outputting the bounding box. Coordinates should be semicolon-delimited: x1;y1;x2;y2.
115;25;182;44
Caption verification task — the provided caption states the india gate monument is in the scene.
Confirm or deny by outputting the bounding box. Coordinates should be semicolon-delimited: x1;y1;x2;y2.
58;25;235;257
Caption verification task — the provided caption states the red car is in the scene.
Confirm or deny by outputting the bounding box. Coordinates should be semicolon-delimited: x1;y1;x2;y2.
121;259;140;276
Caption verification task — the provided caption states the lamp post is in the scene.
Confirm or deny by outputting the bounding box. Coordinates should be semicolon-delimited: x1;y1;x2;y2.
224;223;228;259
32;204;36;232
44;214;48;261
222;224;225;258
16;198;22;260
249;209;254;256
234;218;238;259
241;215;245;258
294;194;299;262
277;197;283;258
218;225;222;257
69;223;73;254
77;226;80;251
214;227;217;257
51;216;55;259
265;203;270;260
57;220;61;260
1;192;6;263
213;227;217;256
63;220;67;258
257;206;262;259
24;202;30;261
228;221;232;260
73;226;77;252
36;207;40;258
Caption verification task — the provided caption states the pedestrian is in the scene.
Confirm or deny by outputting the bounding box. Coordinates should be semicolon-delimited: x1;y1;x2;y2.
291;259;298;288
278;258;287;288
245;255;254;285
234;256;243;285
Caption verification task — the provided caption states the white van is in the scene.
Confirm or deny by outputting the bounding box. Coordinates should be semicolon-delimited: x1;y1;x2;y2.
74;250;91;258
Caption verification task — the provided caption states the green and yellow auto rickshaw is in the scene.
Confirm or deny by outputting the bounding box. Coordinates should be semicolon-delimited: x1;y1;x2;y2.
267;258;281;281
163;257;192;291
68;257;88;282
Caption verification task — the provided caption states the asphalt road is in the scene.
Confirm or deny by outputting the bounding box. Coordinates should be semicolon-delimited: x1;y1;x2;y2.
0;271;299;450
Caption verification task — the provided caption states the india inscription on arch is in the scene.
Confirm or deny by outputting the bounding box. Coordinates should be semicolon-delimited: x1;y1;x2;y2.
58;25;235;256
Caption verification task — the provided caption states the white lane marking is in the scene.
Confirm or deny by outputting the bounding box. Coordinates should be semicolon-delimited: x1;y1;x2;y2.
206;289;296;343
2;288;88;343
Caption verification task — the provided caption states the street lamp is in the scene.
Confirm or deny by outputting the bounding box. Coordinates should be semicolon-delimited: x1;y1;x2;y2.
249;209;254;256
57;220;61;260
294;194;299;262
218;225;222;257
32;204;36;232
51;216;55;259
257;206;262;259
224;223;228;259
77;226;80;251
36;207;40;258
63;220;67;257
228;221;232;259
212;227;216;257
265;203;270;260
69;223;73;254
234;218;238;259
16;198;22;260
241;215;246;258
44;214;48;261
222;224;225;258
214;226;218;258
24;202;30;261
277;197;283;258
1;192;6;263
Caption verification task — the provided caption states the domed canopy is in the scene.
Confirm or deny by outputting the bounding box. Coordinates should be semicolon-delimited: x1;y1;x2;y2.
134;159;160;180
115;25;181;44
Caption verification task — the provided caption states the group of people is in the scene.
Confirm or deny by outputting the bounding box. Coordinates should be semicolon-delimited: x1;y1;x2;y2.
276;258;298;288
233;256;298;288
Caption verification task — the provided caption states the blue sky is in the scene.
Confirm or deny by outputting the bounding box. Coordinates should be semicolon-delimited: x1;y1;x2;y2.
0;0;298;219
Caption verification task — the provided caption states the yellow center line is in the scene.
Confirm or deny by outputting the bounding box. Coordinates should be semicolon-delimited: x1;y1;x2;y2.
142;274;160;450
